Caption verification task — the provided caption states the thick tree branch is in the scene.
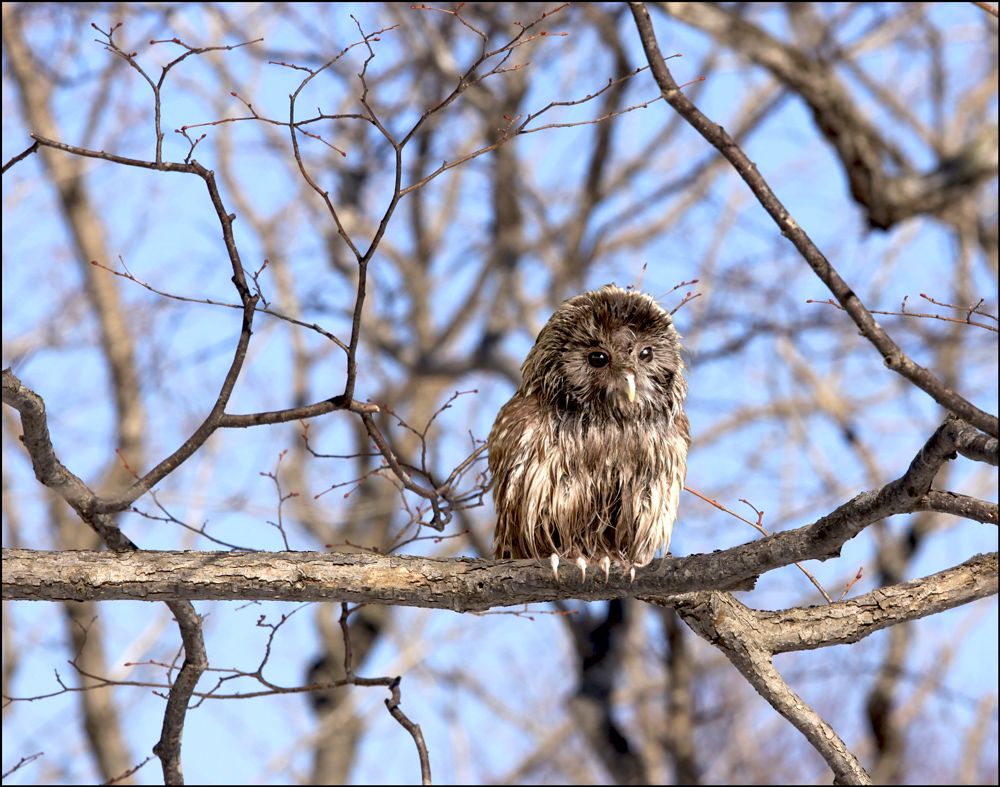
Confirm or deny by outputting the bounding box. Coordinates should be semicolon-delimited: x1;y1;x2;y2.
5;549;995;616
646;550;997;785
639;552;997;786
667;591;873;785
761;552;998;652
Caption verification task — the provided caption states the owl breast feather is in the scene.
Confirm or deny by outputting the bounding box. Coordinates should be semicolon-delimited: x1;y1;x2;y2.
490;392;687;568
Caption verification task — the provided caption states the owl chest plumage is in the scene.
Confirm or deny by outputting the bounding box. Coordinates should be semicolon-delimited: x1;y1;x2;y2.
490;392;687;567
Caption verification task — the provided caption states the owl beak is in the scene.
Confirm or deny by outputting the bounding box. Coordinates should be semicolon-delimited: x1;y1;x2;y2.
624;371;636;403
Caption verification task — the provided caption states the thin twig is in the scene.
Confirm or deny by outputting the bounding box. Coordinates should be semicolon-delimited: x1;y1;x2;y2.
684;486;833;602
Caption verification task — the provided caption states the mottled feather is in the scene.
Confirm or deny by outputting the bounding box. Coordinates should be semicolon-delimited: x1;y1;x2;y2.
490;285;690;574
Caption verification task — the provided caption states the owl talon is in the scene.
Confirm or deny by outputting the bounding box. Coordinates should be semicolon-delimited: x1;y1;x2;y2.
575;556;588;582
598;555;611;583
629;566;636;583
550;553;560;580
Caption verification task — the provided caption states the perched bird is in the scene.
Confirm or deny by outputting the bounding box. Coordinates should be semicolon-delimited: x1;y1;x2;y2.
490;284;690;581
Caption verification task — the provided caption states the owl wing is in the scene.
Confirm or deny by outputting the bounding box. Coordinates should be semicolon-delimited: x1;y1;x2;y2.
488;392;545;560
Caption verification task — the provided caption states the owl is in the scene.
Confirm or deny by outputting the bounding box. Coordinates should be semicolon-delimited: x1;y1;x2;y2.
489;284;690;581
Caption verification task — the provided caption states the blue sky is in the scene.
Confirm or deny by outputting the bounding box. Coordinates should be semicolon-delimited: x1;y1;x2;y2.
3;3;997;784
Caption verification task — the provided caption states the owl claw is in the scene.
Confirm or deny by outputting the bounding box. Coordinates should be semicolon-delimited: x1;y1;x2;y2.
550;553;560;580
575;556;588;582
598;555;611;583
629;566;636;583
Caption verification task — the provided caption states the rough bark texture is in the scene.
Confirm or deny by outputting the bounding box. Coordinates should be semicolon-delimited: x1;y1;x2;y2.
5;549;995;615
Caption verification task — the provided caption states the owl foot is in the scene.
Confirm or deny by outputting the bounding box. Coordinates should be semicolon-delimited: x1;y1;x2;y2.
598;555;611;583
575;556;588;582
549;553;560;581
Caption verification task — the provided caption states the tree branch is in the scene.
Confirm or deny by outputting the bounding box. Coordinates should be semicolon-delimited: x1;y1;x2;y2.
761;552;998;653
655;2;998;230
4;549;994;615
645;549;998;785
666;591;873;784
153;601;207;785
627;2;999;439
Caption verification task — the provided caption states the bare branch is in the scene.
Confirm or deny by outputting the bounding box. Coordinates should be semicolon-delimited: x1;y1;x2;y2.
153;601;207;785
628;2;999;439
666;590;873;784
4;546;993;615
645;549;998;781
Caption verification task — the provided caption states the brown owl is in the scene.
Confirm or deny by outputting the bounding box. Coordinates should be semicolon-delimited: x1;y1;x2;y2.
489;284;690;581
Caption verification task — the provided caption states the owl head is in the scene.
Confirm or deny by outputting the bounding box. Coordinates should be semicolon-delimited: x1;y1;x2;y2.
520;284;687;419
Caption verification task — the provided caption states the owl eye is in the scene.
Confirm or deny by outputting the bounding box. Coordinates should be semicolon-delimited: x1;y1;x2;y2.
639;347;653;363
588;350;610;368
